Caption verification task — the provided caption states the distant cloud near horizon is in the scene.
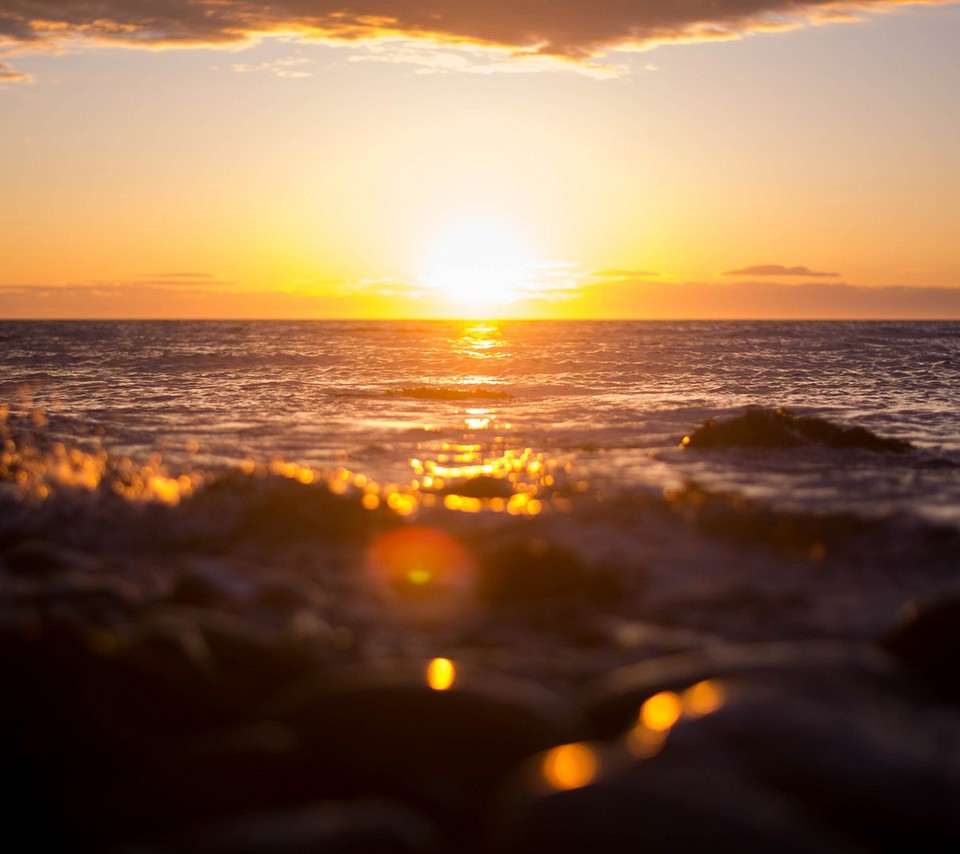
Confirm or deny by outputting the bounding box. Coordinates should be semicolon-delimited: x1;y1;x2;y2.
4;280;960;320
724;264;840;278
0;0;954;79
591;269;661;280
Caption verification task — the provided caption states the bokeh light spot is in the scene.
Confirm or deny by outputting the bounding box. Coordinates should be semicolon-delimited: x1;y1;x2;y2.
625;724;668;759
681;679;725;719
640;691;682;732
426;657;456;691
541;743;598;791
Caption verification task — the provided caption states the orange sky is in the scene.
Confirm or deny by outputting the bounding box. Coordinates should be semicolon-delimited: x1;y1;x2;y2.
2;0;959;318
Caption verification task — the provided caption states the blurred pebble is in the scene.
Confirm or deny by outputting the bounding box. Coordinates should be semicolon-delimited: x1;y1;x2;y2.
578;640;911;739
2;539;83;576
266;659;579;834
120;799;441;854
493;743;858;854
496;660;960;852
254;575;310;614
108;722;309;835
883;596;960;702
476;539;621;606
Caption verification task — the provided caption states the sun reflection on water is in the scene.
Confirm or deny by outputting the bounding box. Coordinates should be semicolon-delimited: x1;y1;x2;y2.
454;322;507;360
1;321;584;520
1;404;203;506
325;322;580;517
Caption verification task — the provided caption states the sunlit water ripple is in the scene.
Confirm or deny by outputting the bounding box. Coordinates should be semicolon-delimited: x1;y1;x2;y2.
2;319;959;526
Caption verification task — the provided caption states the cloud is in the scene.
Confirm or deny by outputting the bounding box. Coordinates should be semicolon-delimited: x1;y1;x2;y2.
0;281;444;319
590;268;661;280
89;273;241;289
345;39;622;76
144;272;220;280
0;1;952;77
578;280;960;319
229;56;315;77
0;60;32;83
5;280;960;320
723;264;840;277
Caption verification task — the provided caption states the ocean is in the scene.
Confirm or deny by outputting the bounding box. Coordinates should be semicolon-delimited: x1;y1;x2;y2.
5;319;960;516
3;319;960;850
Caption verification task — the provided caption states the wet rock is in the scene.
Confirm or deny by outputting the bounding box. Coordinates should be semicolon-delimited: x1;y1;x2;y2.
113;612;223;733
684;491;874;554
0;742;72;850
169;561;252;608
190;607;316;705
497;665;960;853
441;476;514;499
0;613;157;850
476;539;622;606
131;799;441;854
113;722;310;834
680;675;960;851
494;744;858;854
2;573;141;629
189;471;390;545
682;407;912;453
126;606;316;720
266;659;578;837
2;539;87;576
0;610;125;756
578;641;910;739
254;575;311;615
883;597;960;703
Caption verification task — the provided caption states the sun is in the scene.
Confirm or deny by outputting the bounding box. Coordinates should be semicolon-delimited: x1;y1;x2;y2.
421;216;531;314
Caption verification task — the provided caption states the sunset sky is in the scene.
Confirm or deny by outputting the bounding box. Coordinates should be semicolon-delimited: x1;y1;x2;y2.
2;0;959;319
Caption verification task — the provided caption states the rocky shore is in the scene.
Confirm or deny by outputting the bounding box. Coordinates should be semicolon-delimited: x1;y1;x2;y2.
4;449;960;852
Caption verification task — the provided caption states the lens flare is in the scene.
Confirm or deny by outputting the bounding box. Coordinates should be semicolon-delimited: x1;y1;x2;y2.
366;525;475;593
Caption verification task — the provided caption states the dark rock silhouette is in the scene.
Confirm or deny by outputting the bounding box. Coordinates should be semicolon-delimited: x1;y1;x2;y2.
496;661;960;853
883;596;960;703
682;407;912;452
264;660;578;843
440;476;514;499
578;641;909;740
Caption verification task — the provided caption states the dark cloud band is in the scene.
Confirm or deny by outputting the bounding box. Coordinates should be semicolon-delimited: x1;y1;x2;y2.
0;1;953;61
724;265;840;278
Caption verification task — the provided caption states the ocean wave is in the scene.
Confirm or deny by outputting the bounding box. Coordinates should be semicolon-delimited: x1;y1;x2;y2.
390;386;514;401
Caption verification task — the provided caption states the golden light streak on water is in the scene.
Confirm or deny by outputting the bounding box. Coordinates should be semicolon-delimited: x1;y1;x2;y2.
1;321;577;521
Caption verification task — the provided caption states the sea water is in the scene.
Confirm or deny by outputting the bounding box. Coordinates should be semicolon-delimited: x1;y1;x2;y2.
2;319;959;524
